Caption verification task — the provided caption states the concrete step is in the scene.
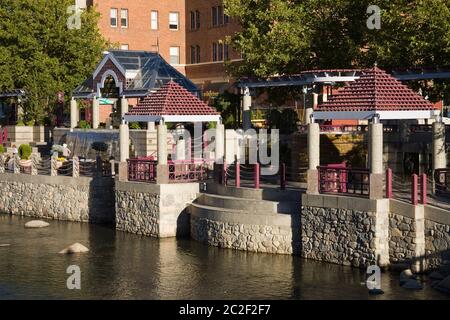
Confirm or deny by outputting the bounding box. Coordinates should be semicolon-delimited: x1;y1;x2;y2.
195;193;298;215
205;182;302;203
189;202;294;226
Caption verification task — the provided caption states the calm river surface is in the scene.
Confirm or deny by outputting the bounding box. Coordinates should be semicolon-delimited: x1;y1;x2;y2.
0;214;448;300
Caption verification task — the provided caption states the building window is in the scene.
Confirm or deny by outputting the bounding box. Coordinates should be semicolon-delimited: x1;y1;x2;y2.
218;42;224;61
190;11;195;30
170;47;180;64
120;44;129;50
121;9;128;28
110;8;118;27
212;6;227;27
151;10;158;30
212;42;217;62
196;45;201;63
224;43;229;61
190;46;196;64
196;11;201;29
169;12;179;30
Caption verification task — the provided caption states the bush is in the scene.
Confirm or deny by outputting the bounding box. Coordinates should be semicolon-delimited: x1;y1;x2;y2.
130;122;141;130
16;120;25;126
0;145;5;154
26;120;35;126
18;144;32;160
51;144;64;153
78;120;91;129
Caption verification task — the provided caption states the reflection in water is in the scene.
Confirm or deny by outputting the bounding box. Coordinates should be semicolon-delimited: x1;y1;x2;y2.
0;214;448;300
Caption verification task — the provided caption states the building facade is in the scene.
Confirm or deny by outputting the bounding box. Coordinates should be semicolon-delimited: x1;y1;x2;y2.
87;0;241;94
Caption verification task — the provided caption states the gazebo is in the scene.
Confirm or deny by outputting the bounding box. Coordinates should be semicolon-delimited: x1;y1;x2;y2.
120;81;222;184
307;66;445;199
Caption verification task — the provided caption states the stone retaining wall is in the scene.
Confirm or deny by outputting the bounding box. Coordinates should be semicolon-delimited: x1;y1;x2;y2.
190;215;299;255
389;213;416;264
424;206;450;269
115;181;199;238
0;173;114;223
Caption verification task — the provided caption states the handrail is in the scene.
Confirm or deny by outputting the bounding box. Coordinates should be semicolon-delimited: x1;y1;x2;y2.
317;166;370;197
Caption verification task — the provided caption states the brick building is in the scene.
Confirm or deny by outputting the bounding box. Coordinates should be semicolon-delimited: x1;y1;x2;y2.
86;0;241;94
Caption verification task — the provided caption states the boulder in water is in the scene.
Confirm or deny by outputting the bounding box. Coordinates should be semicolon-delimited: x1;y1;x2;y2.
59;243;89;254
25;220;50;228
401;279;423;290
399;269;415;285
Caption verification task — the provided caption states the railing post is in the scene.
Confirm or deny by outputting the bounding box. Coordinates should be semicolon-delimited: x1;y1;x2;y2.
386;168;393;199
254;163;260;189
13;154;20;174
110;159;115;177
72;156;80;178
235;160;240;188
280;163;286;190
51;152;58;176
412;174;418;205
222;161;227;186
420;173;427;205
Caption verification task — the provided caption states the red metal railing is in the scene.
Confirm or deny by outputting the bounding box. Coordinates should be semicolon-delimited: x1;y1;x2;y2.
318;166;370;197
0;127;7;145
168;160;208;183
127;158;157;183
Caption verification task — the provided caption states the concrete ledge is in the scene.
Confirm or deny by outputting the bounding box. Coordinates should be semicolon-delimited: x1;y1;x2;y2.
425;205;450;225
0;172;112;187
301;193;381;212
115;179;161;194
389;199;417;219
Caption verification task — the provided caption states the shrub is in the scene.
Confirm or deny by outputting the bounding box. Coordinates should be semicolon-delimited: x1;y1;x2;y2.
26;120;35;126
130;122;141;130
0;145;5;154
78;120;91;129
18;144;32;160
51;144;64;153
16;120;25;126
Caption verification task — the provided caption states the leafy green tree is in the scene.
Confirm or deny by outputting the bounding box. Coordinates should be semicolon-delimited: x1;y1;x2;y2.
213;91;241;129
0;0;107;124
224;0;450;100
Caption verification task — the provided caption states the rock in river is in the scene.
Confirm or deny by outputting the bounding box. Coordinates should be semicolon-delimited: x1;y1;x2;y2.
399;269;415;285
25;220;50;228
59;243;89;254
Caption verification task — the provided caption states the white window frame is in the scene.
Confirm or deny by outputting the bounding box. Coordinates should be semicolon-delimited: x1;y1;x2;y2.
169;46;180;65
110;8;118;28
121;9;128;28
120;44;129;50
169;12;179;30
151;10;158;30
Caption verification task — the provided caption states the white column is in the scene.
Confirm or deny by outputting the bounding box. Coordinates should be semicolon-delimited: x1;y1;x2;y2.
369;122;384;174
308;122;320;170
70;98;78;129
157;122;168;165
176;139;186;160
92;98;100;129
215;123;225;164
147;122;156;131
120;96;128;119
305;108;313;125
119;122;129;162
242;87;252;130
432;121;447;170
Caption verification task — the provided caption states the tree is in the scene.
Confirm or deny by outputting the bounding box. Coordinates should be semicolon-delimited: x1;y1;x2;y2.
213;91;241;128
0;0;107;124
224;0;450;101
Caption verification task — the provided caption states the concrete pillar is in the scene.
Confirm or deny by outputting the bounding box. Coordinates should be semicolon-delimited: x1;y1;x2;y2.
50;152;58;176
369;123;384;174
120;97;128;119
119;123;129;162
411;205;426;273
157;123;168;165
72;156;80;178
70;98;78;129
215;123;225;163
432;121;447;170
176;139;186;160
307;122;320;194
147;122;156;131
305;108;313;125
369;122;384;199
242;87;252;130
13;154;20;174
0;154;5;173
92;98;100;129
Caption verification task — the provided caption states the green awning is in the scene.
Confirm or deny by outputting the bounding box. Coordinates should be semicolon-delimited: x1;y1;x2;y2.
99;98;114;105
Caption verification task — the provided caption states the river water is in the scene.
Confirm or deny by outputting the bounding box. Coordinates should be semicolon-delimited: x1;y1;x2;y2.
0;214;448;300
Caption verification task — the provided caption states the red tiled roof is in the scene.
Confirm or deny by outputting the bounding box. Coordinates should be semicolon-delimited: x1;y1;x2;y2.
317;67;435;112
126;81;219;117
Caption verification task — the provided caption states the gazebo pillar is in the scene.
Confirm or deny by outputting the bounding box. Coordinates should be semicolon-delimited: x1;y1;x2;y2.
242;87;252;130
369;117;384;199
148;122;156;131
307;122;320;194
157;121;169;184
120;96;128;118
118;121;130;181
215;122;225;163
70;98;78;129
92;97;100;129
432;119;447;171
